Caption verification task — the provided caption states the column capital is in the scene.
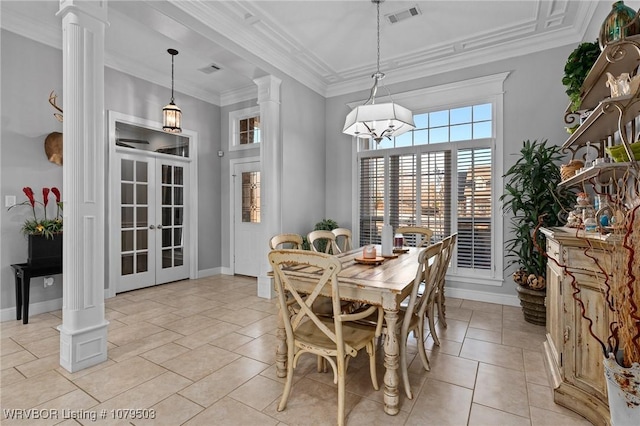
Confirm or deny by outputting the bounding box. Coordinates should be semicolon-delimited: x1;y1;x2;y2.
254;75;282;104
58;0;108;24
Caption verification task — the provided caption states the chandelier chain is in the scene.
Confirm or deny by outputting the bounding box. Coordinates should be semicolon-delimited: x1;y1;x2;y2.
376;0;380;75
171;53;175;103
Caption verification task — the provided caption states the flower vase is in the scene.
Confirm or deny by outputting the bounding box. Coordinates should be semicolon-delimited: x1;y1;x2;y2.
28;233;62;266
603;354;640;425
599;1;640;50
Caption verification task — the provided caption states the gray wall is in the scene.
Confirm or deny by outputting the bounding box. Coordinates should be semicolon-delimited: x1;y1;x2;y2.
325;44;576;298
1;30;221;310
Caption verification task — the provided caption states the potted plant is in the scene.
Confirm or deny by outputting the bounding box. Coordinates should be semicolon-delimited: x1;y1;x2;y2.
562;40;600;112
8;186;63;265
302;218;339;251
500;139;575;325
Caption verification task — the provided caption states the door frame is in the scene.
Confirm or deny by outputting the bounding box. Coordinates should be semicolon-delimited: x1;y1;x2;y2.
229;156;260;276
107;111;199;298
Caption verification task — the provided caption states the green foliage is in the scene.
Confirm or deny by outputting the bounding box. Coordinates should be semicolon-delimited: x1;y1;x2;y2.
302;218;339;251
500;140;575;281
562;41;600;112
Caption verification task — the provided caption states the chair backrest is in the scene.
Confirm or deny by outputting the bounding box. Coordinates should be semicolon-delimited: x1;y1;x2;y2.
332;228;352;253
401;242;443;336
307;230;340;254
269;249;357;357
269;233;303;250
396;226;434;248
437;233;457;286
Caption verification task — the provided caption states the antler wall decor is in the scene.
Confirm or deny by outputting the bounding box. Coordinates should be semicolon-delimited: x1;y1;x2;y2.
45;91;63;166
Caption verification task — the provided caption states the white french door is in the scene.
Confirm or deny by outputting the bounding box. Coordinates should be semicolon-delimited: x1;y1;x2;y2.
233;160;262;277
115;151;190;293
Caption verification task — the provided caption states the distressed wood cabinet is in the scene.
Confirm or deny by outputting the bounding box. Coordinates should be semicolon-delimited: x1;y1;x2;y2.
542;227;611;425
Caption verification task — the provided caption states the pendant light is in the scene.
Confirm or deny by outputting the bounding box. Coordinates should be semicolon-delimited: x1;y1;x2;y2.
163;48;182;133
343;0;415;143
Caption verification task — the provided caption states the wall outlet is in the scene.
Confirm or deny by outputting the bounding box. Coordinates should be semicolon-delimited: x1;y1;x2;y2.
5;195;16;207
44;276;55;287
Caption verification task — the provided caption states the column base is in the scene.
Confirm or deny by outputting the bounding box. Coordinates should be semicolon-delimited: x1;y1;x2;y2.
257;275;275;299
58;320;109;373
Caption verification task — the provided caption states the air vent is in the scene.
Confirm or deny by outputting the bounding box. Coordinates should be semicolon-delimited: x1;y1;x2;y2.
386;5;421;24
198;63;222;74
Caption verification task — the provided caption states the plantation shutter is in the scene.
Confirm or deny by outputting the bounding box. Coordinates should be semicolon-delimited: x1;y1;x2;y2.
420;151;451;242
359;156;384;246
456;147;492;270
389;154;416;230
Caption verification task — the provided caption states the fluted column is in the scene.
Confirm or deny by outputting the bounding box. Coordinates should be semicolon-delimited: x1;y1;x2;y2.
254;76;282;298
57;0;109;372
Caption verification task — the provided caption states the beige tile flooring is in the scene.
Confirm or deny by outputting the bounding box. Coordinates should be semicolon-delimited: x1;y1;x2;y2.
1;275;594;425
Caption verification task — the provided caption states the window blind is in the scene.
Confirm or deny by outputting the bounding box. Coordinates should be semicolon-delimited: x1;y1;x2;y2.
359;156;384;246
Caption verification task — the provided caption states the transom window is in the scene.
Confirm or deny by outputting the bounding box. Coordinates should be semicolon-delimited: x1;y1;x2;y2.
229;106;261;151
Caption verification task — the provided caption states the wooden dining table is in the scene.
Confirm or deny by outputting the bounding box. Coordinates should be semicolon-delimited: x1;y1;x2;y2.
274;245;421;416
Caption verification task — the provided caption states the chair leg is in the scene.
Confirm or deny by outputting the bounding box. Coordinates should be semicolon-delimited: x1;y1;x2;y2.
428;302;441;346
337;358;346;426
437;291;447;327
366;341;379;391
278;348;295;412
399;330;413;399
416;321;431;372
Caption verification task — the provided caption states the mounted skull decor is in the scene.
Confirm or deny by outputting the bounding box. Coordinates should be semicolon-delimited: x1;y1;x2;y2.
45;91;63;166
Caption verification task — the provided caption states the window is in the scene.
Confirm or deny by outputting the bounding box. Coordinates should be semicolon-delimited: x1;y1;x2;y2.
241;171;261;223
355;75;505;285
229;106;261;151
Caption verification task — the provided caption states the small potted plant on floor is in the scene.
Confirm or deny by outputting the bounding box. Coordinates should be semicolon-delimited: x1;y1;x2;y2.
500;140;575;325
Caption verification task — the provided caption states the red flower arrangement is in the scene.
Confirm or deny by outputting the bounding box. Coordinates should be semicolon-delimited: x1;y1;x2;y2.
9;186;63;238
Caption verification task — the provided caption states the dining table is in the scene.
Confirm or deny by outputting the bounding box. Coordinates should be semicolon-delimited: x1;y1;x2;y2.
273;245;421;416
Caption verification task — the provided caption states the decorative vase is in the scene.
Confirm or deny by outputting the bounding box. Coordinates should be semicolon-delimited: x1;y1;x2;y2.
603;354;640;425
515;284;546;326
28;233;62;266
599;1;640;50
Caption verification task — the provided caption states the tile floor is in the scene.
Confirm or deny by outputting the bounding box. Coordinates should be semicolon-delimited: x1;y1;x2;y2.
1;275;594;425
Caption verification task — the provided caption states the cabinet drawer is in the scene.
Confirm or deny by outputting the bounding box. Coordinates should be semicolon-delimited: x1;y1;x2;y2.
547;239;561;260
564;246;610;273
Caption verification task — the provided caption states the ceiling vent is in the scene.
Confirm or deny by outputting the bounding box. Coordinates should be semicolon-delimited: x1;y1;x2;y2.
386;5;421;24
198;63;222;74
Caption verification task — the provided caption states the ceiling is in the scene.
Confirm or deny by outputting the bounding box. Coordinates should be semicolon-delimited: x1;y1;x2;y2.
0;1;615;106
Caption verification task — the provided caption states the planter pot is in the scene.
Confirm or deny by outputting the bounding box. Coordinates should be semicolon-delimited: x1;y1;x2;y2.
604;354;640;426
516;284;546;326
28;233;62;266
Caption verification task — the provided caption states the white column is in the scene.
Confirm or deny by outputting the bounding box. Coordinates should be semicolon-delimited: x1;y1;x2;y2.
57;0;109;372
254;76;282;299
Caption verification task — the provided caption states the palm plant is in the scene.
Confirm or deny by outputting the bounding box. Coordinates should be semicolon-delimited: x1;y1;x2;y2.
501;139;575;288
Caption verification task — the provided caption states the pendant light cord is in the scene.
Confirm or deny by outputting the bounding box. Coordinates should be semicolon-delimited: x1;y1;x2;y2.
376;0;381;76
171;53;175;103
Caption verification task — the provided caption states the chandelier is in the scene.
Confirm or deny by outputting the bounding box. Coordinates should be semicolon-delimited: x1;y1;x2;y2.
343;0;415;143
163;48;182;133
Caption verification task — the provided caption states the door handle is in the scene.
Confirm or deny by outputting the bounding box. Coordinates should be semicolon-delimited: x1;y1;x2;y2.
157;225;163;229
149;225;155;230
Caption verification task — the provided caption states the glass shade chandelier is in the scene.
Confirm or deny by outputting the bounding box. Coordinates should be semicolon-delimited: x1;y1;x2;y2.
163;48;182;133
343;0;415;143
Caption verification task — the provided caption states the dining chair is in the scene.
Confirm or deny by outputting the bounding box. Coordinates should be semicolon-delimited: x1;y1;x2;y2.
331;228;352;253
269;233;303;250
357;242;443;399
432;233;458;333
396;226;434;248
308;230;340;254
269;249;383;426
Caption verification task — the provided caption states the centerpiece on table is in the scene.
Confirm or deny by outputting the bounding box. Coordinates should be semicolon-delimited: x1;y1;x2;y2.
9;187;63;265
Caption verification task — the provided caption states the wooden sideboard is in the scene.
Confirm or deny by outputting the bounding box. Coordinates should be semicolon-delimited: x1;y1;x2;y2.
541;227;611;425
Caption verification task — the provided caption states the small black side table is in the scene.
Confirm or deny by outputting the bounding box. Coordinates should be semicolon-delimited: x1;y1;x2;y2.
11;262;62;324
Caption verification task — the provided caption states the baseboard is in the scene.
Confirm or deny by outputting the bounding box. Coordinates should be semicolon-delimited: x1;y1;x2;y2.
197;267;226;278
0;297;62;323
446;287;520;307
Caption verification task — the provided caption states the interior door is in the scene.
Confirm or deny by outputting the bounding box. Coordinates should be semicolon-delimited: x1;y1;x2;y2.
116;151;189;292
233;161;262;276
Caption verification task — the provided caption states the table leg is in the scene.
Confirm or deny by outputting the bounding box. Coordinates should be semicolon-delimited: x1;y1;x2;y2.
275;304;288;378
383;307;400;415
23;273;31;324
14;270;22;321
